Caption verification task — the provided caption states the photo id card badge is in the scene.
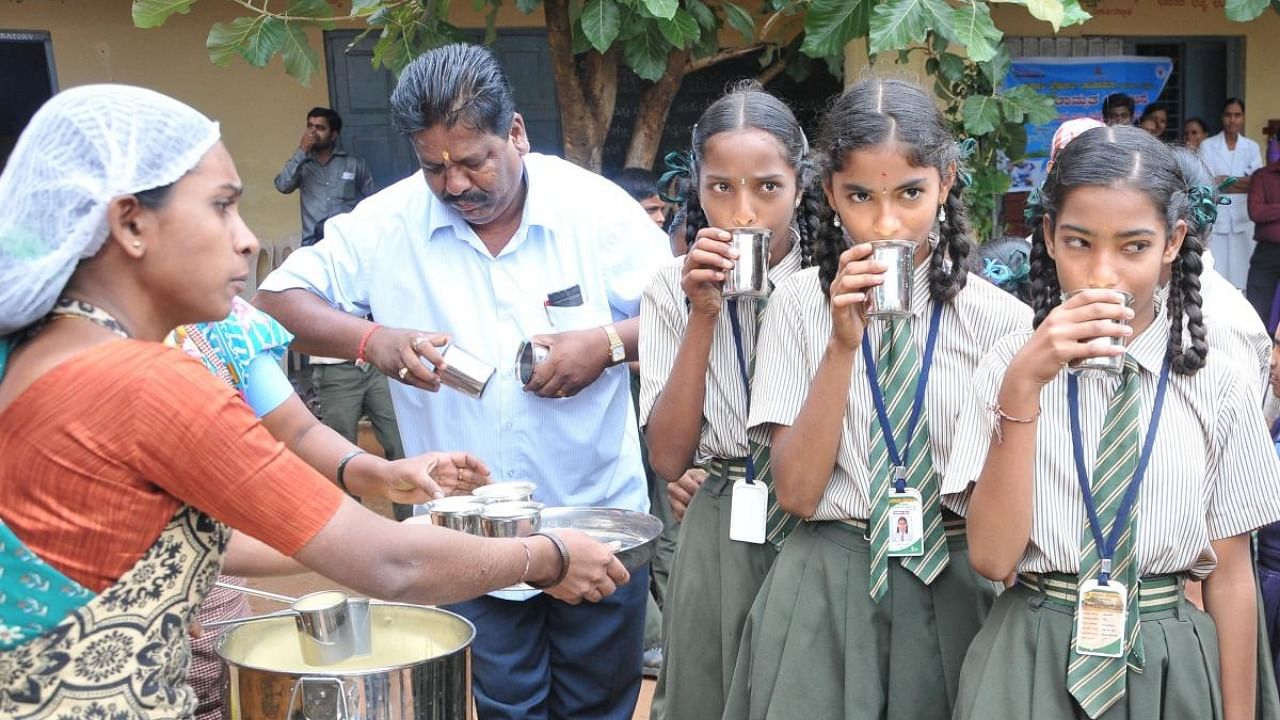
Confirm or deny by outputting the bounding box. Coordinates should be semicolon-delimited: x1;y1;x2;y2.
1074;579;1127;658
729;479;767;544
885;488;924;557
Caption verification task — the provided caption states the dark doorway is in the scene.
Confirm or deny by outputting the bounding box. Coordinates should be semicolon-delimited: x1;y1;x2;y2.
0;30;57;171
602;55;842;174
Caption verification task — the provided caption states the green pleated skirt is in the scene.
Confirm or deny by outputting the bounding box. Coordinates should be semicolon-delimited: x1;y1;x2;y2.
954;578;1223;720
721;517;994;720
651;464;781;720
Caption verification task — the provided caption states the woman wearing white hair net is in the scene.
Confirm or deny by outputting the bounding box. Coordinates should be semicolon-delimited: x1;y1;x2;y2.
0;85;626;718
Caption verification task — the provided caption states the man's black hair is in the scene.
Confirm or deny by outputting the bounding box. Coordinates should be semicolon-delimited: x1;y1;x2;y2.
307;107;342;134
390;44;516;137
610;167;661;202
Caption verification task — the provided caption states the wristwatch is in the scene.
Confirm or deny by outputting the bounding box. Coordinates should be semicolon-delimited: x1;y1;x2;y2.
604;324;625;366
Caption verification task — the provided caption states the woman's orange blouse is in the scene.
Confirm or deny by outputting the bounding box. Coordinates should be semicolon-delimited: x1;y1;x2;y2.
0;340;346;592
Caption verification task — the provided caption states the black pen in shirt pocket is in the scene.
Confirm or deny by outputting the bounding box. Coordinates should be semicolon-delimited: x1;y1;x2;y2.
544;284;591;330
546;284;584;307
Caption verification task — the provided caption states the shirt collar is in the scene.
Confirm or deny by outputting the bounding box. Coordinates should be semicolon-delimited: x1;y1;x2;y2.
424;157;548;245
1124;303;1169;375
770;232;805;288
909;248;934;318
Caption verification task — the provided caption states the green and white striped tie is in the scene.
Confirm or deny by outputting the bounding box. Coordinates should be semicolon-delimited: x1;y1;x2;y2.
1067;357;1144;719
866;318;949;602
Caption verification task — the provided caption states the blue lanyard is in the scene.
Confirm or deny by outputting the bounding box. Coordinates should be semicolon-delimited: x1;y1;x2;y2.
727;299;759;484
1067;358;1171;585
861;302;945;493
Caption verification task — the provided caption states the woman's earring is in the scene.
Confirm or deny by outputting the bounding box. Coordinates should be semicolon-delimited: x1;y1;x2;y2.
833;215;841;228
937;205;947;224
131;241;143;249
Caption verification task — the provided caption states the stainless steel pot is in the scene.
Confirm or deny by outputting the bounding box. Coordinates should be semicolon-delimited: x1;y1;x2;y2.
218;602;475;719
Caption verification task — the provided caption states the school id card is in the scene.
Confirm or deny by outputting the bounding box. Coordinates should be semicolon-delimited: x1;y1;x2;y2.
885;488;924;557
1074;579;1127;658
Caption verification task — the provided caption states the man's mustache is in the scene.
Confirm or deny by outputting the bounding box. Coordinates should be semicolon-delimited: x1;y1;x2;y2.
446;190;488;205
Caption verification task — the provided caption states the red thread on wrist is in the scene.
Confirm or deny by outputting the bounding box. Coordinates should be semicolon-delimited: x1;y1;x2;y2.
356;324;382;363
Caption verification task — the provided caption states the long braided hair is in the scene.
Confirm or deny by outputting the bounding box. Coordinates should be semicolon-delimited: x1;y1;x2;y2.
1027;125;1207;375
681;81;818;268
811;78;973;302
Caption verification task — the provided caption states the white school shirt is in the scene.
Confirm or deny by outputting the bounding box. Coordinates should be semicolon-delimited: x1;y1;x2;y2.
747;263;1032;521
638;242;805;461
1200;249;1271;396
260;153;670;516
944;313;1280;578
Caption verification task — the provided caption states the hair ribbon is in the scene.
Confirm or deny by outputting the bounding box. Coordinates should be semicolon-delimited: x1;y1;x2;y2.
658;150;693;204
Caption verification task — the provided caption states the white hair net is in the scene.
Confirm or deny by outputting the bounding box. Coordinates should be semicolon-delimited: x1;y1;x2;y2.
0;84;221;335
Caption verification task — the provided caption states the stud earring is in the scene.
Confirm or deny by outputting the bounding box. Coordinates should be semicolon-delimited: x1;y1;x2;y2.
833;216;841;228
131;241;143;249
937;205;947;224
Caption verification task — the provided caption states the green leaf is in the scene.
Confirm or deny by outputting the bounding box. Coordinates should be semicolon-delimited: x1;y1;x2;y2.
951;1;1001;63
658;9;701;46
207;17;257;67
1022;0;1065;30
132;0;198;29
206;16;286;68
1225;0;1268;20
581;0;622;52
962;93;1002;134
687;0;717;29
802;0;869;60
721;1;758;42
242;17;286;67
623;21;670;80
980;44;1011;86
1002;84;1058;125
642;0;679;20
1060;0;1091;25
870;0;950;55
351;0;382;14
939;51;966;83
286;0;336;28
281;22;320;86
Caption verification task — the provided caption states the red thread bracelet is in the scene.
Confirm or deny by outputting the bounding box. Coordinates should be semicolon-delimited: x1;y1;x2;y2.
356;324;382;363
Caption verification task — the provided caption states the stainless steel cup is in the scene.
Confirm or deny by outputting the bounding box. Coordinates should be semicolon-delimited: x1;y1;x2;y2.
479;501;544;538
290;590;357;666
722;227;772;299
1064;289;1134;377
516;340;551;385
426;496;485;534
472;480;537;504
866;240;916;319
437;343;495;399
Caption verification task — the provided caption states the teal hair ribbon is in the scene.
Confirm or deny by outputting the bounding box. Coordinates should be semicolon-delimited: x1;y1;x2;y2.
1023;186;1045;224
1187;184;1230;231
658;151;693;204
982;250;1030;286
955;137;977;188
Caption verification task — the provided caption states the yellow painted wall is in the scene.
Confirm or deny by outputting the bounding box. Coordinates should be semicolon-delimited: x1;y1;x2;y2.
0;0;527;272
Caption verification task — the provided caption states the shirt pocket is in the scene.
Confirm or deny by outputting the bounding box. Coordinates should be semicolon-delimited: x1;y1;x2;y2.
339;170;358;202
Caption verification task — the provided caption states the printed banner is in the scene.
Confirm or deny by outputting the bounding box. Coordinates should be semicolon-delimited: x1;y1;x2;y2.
1004;56;1173;191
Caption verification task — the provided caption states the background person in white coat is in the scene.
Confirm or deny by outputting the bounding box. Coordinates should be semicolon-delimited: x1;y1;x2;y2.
1199;97;1263;289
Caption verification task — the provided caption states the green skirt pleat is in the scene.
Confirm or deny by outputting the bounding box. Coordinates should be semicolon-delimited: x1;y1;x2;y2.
722;519;994;720
953;583;1224;720
651;470;780;720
